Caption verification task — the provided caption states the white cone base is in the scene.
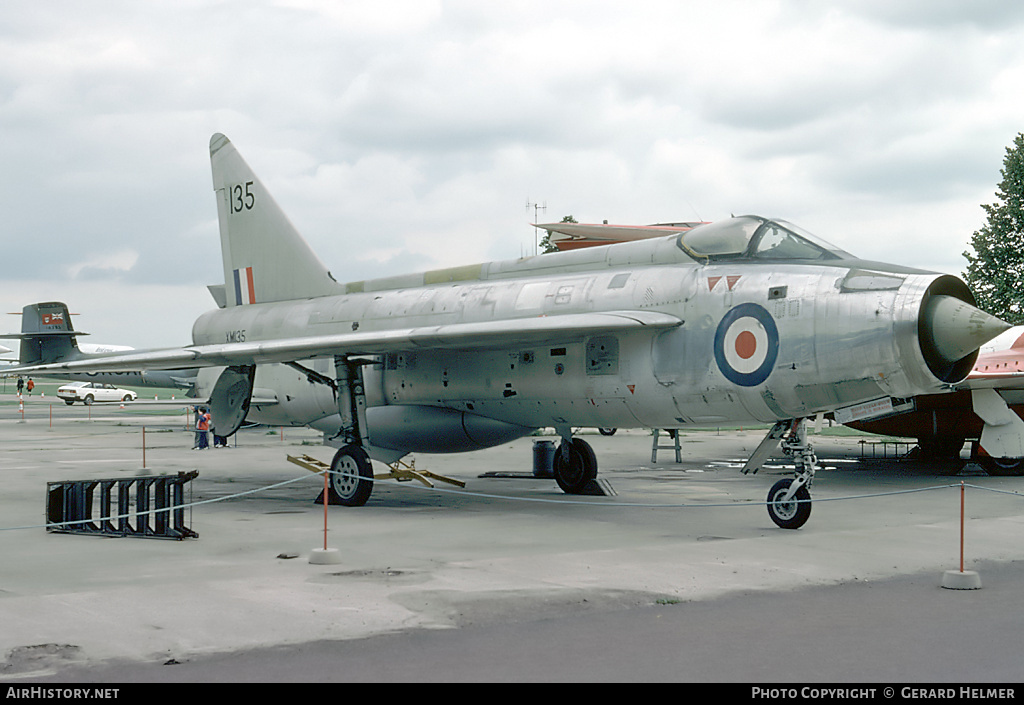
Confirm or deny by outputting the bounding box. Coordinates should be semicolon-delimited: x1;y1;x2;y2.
309;548;342;565
941;570;981;590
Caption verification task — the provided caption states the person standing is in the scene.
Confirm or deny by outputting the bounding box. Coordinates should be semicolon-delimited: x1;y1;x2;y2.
212;414;228;448
193;406;211;450
192;407;202;449
197;407;211;449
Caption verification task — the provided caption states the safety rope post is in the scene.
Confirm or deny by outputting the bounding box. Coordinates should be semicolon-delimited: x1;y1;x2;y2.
309;465;342;565
960;481;965;573
942;480;982;590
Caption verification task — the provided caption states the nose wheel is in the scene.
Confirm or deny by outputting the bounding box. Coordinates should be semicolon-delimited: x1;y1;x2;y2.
766;478;811;529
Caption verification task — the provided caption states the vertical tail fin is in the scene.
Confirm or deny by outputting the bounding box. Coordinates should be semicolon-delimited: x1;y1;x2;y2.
209;133;341;307
8;302;85;365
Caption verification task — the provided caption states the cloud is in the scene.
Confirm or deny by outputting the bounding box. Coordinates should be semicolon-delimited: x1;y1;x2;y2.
65;249;139;280
1;0;1023;346
833;0;1024;30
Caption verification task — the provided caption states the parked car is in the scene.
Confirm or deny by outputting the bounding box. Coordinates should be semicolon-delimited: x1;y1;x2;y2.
57;381;138;405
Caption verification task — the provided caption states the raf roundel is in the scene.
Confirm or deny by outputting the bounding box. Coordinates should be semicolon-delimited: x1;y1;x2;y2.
713;303;780;387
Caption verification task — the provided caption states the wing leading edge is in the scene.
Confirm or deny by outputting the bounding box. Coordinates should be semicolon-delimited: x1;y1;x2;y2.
4;310;682;376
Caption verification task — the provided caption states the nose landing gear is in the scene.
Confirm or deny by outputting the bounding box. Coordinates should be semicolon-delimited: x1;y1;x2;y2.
745;419;817;529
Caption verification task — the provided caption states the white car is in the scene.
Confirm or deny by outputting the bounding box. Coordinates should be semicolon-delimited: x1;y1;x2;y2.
57;381;138;405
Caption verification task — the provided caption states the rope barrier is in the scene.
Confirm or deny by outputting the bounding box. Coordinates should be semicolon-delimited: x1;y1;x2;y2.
962;482;1024;497
3;466;1024;534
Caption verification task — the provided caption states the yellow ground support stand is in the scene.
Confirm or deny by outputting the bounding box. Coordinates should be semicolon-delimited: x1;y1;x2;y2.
379;457;466;488
287;454;465;489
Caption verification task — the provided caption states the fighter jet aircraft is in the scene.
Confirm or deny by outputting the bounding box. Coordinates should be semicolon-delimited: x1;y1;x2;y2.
5;133;1010;529
0;302;198;393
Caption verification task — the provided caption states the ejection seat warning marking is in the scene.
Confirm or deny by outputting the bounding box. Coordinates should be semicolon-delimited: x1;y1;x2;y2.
714;303;779;386
707;275;742;292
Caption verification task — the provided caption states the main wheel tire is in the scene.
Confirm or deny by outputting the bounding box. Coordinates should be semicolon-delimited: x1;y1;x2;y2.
598;428;617;436
329;445;374;506
766;478;812;529
553;438;598;494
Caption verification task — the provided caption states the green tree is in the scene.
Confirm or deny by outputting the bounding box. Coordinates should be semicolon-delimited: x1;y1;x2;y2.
963;132;1024;323
539;215;577;254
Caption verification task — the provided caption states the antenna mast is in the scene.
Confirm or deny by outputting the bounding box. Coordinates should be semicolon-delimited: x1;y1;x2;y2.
525;198;547;255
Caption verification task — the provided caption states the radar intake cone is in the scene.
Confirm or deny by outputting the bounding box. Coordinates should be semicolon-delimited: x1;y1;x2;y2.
921;295;1010;371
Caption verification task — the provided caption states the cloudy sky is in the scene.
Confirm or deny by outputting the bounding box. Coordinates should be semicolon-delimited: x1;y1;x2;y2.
2;0;1023;348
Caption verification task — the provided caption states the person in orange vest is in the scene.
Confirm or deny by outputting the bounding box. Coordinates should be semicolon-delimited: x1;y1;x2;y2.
25;378;34;395
193;406;211;450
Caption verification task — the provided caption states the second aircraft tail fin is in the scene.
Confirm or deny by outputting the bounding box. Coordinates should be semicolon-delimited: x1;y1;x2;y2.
2;302;85;365
209;133;342;308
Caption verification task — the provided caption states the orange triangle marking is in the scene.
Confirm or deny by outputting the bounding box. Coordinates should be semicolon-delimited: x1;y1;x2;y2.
727;275;741;290
627;385;635;394
707;276;722;291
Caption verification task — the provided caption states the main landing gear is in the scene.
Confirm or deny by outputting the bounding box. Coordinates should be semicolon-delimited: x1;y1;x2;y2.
317;356;465;506
553;437;598;494
323;356;375;506
284;356;379;506
317;356;608;503
743;419;818;529
326;430;603;503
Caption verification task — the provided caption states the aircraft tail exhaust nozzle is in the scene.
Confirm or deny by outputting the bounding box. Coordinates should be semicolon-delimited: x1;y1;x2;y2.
919;294;1010;383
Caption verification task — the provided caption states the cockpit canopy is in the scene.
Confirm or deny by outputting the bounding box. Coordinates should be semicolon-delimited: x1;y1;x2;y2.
678;216;853;262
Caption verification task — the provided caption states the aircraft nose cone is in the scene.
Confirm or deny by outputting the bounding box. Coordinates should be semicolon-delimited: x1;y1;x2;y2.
922;295;1010;363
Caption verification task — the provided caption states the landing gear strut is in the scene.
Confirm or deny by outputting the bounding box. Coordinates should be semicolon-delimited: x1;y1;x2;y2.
745;419;817;529
325;355;375;505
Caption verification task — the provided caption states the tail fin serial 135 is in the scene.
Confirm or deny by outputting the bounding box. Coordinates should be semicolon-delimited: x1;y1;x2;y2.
209;133;341;308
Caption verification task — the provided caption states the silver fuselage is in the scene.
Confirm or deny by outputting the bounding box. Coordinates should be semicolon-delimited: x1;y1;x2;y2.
190;232;962;457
